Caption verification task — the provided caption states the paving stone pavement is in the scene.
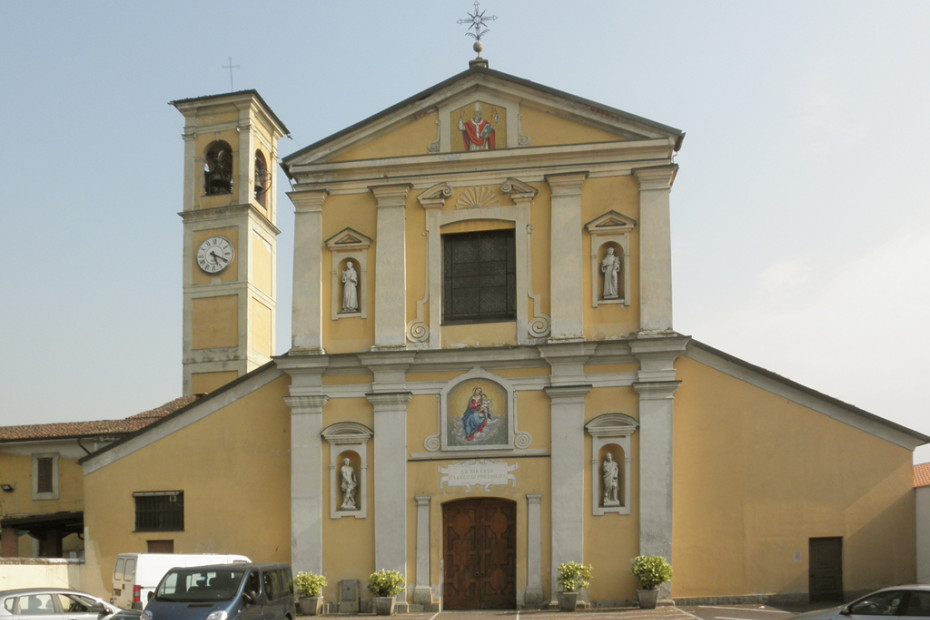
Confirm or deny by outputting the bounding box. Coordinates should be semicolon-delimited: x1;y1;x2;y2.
322;606;701;620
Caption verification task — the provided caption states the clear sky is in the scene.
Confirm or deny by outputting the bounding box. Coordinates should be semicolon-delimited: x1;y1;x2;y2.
2;1;928;461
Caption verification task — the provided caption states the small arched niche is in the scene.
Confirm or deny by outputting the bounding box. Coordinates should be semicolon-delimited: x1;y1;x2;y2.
322;421;372;519
586;413;637;516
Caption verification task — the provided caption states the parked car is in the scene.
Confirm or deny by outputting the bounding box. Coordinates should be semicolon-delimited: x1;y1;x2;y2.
791;585;930;620
112;553;250;609
141;563;295;620
0;588;140;620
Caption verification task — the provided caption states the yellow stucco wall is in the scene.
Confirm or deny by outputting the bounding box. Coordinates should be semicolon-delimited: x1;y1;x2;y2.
0;453;83;516
672;354;916;599
519;106;622;147
82;375;292;596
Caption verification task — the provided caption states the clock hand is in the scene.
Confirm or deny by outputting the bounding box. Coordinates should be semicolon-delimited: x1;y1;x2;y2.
210;250;228;264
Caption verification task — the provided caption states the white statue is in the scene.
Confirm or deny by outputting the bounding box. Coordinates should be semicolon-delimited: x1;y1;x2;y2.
601;247;621;299
342;261;358;312
340;458;358;510
602;453;620;507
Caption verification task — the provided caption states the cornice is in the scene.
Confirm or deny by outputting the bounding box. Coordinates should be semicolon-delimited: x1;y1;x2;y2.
287;139;676;193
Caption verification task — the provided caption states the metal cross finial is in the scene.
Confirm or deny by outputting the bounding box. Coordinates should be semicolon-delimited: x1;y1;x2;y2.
222;56;240;91
458;1;497;43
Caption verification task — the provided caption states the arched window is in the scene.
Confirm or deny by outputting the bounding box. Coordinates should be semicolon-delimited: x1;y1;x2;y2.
203;141;233;195
253;150;269;205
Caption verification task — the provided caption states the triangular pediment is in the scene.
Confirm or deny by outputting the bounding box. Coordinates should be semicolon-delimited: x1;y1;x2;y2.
585;210;637;234
325;227;372;250
282;66;683;178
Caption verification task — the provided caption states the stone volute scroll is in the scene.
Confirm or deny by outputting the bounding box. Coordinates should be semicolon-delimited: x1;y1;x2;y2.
585;211;636;308
325;228;372;321
322;422;372;519
585;413;637;516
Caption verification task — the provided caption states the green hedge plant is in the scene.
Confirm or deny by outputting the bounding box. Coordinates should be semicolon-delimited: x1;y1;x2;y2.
367;569;405;597
293;571;327;598
630;555;672;590
556;561;593;593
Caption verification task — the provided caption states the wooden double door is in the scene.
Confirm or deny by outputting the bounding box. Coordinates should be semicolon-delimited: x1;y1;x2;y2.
442;498;516;610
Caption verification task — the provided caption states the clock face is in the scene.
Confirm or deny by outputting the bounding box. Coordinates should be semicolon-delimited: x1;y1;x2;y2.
196;236;234;274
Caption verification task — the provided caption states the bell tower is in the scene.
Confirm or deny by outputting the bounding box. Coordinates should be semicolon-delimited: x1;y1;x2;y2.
172;91;289;395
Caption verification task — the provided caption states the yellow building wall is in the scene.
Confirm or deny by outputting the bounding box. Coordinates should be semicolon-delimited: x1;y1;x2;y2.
672;355;916;599
333;113;440;162
191;295;239;350
0;452;84;516
251;228;274;296
82;375;292;595
519;106;622;147
249;297;272;357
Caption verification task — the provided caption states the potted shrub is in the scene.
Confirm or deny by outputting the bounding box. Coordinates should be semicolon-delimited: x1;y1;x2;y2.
556;561;592;612
293;571;327;616
367;569;405;615
630;555;672;609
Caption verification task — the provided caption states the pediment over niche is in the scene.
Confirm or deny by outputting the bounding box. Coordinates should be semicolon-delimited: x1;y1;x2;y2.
585;210;637;235
325;227;372;250
282;66;684;177
585;413;638;437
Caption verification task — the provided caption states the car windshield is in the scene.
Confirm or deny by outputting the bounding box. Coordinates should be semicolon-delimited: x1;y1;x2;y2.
155;568;244;603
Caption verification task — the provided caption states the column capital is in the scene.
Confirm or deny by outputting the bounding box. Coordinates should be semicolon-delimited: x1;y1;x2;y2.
288;189;328;213
632;380;681;400
526;493;543;504
366;391;413;409
370;183;412;207
633;164;678;190
544;384;592;402
415;495;432;506
545;171;588;196
284;395;329;414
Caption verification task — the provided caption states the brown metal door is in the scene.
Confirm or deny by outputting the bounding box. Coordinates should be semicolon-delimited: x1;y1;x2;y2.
443;498;516;610
809;537;843;602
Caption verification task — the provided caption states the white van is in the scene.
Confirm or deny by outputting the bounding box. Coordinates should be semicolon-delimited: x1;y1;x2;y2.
111;553;250;609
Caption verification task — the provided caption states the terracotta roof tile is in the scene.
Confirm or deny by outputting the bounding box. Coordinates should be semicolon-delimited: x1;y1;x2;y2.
0;395;201;442
914;462;930;488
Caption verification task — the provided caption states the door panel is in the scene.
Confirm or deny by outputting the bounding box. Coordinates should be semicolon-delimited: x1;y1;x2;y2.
810;537;843;603
443;498;516;610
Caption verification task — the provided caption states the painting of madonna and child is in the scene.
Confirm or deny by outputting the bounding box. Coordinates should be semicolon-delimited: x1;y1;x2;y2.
446;379;510;448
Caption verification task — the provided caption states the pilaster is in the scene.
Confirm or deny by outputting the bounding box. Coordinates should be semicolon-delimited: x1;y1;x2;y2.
370;184;411;350
414;496;435;609
286;394;328;575
633;165;677;333
545;172;587;341
367;391;412;578
524;493;544;608
544;383;591;602
289;190;327;352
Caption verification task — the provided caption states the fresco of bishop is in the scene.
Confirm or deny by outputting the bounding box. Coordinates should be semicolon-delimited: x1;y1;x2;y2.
458;103;496;150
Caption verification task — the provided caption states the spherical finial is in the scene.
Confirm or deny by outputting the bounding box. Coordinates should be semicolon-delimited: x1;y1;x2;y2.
473;41;483;55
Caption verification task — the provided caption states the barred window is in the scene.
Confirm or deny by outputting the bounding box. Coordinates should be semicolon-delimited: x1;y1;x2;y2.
134;491;184;532
442;229;515;324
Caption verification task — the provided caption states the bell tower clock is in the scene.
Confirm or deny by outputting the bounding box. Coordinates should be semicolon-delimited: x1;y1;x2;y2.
172;91;289;395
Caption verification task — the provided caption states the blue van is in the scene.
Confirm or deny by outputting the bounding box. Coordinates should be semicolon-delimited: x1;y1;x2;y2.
140;563;295;620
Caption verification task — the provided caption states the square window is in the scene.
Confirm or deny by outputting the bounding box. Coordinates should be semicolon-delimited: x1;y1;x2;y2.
442;230;515;324
134;491;184;532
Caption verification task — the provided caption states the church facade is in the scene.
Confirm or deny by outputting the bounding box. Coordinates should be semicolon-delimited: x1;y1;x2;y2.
77;59;926;609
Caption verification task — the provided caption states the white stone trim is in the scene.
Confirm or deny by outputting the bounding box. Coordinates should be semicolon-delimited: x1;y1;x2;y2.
437;367;519;452
322;422;371;519
370;184;411;350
